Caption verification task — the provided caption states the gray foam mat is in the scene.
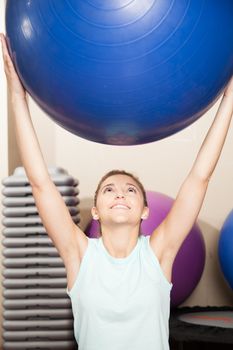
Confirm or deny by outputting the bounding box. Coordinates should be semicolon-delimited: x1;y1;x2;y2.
3;267;66;278
3;246;60;258
3;308;73;320
2;174;78;187
3;329;74;341
8;166;68;177
2;186;79;197
2;214;80;227
2;206;79;217
2;217;43;227
2;236;53;247
3;319;73;330
2;166;79;349
3;278;67;288
3;340;76;349
3;257;64;268
3;288;67;299
3;227;47;237
3;298;71;309
3;195;79;207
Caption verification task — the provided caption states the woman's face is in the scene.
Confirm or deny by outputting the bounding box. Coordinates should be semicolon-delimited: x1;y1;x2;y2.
92;174;149;226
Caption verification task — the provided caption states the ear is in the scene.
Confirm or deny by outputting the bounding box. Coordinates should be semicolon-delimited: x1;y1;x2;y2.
141;206;149;220
91;206;99;220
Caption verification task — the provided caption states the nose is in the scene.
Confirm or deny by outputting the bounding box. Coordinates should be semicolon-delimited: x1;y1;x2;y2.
116;192;125;199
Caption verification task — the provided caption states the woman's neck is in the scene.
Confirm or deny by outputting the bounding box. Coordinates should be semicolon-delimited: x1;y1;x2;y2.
100;224;140;258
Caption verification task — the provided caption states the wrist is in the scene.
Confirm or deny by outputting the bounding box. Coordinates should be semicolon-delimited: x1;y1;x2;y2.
10;92;27;104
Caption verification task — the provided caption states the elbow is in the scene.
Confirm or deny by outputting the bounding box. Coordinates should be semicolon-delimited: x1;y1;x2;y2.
191;167;213;185
30;173;52;192
24;168;51;190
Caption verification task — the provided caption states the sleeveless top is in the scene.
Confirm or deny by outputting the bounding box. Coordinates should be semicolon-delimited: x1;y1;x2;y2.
67;235;172;350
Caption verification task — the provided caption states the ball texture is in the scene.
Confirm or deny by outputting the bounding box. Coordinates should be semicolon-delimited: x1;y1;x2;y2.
5;0;233;145
218;210;233;290
86;191;206;307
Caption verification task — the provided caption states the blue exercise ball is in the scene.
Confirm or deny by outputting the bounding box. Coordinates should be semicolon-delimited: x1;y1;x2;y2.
218;210;233;290
5;0;233;145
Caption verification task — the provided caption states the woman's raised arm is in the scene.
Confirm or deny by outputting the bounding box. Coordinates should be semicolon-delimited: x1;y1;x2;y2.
0;33;88;289
150;77;233;280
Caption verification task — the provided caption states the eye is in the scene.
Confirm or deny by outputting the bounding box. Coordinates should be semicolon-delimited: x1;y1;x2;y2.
127;186;137;193
103;186;113;193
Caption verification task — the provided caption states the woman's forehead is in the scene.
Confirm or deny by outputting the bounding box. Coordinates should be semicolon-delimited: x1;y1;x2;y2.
100;174;139;188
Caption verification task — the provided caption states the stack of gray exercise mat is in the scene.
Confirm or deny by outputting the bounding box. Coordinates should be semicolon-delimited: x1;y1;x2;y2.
1;166;79;350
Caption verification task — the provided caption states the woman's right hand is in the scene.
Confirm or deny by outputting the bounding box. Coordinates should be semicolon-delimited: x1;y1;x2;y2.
0;33;26;100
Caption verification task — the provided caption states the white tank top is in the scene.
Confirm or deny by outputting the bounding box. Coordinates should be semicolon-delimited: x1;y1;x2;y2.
67;235;172;350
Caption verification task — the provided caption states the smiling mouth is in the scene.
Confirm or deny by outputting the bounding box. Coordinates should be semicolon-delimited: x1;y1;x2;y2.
111;204;130;209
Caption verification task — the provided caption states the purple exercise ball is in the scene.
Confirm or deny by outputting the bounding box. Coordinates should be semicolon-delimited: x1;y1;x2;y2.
86;191;205;307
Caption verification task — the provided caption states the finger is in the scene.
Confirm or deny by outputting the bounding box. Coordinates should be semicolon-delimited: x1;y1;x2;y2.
1;35;9;64
0;36;15;73
0;33;5;56
1;34;14;68
0;34;10;59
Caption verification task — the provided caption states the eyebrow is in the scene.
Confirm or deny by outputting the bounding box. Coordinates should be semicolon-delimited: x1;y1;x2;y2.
101;183;114;191
101;182;140;192
126;183;140;192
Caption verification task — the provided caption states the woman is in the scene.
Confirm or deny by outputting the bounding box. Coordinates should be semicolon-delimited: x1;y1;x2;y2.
1;33;233;350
